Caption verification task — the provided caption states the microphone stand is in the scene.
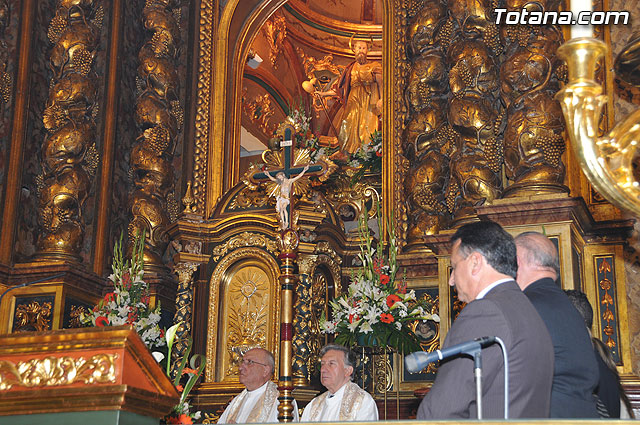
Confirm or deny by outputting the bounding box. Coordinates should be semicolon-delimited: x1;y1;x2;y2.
469;345;484;419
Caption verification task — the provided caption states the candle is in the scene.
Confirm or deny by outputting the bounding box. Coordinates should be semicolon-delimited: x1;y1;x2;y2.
570;0;593;39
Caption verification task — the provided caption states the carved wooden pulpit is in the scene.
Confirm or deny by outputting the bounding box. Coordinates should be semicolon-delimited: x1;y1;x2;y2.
0;326;179;425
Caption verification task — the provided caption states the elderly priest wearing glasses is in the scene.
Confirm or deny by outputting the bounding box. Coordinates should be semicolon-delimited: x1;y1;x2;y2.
218;347;299;423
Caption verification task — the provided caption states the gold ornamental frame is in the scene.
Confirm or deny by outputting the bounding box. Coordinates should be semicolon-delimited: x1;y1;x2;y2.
205;247;281;383
193;0;401;225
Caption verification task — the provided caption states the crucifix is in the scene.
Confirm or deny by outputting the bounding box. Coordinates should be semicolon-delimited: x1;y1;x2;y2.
246;122;326;422
249;123;324;230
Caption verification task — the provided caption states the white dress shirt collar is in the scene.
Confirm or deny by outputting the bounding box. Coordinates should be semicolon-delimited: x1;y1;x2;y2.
476;278;512;300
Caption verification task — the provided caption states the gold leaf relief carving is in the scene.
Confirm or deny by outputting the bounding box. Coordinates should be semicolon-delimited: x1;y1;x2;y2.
206;249;280;382
228;185;272;211
0;354;118;390
14;301;52;332
262;13;287;69
212;232;278;261
68;305;87;328
242;93;277;138
225;267;270;376
193;0;213;215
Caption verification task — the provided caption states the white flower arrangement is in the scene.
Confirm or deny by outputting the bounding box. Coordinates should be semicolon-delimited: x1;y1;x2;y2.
82;232;165;349
320;201;439;353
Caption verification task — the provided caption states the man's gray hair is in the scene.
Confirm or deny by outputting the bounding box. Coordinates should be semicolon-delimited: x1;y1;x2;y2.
515;231;560;277
320;343;356;379
263;349;276;374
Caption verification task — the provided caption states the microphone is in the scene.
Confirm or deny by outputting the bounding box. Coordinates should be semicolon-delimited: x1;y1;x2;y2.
405;336;497;373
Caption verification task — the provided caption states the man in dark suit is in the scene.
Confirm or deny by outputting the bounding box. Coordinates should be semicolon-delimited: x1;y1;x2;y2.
417;221;554;419
515;232;599;418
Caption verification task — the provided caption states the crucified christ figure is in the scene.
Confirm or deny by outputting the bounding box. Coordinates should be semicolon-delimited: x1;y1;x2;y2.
265;164;310;229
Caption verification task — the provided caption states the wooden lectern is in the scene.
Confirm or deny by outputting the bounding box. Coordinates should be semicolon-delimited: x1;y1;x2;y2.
0;325;179;425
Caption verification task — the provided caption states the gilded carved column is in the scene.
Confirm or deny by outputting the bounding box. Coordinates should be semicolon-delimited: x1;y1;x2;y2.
129;0;182;268
501;3;567;197
292;255;316;387
36;0;101;259
277;229;298;422
445;8;503;224
171;259;198;377
403;1;451;240
0;0;11;113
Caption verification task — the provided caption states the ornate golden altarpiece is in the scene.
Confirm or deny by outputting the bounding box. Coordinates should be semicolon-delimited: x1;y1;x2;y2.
0;0;638;421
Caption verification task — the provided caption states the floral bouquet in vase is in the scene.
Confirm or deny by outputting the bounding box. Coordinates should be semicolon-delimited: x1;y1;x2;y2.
320;201;439;353
82;231;165;349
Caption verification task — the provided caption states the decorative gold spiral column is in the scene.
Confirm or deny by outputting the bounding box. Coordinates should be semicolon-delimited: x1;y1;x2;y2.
36;0;101;260
170;259;199;378
501;3;567;197
277;228;298;422
129;0;183;268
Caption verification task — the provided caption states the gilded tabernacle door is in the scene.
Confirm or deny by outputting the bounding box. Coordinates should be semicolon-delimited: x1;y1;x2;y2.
206;248;281;383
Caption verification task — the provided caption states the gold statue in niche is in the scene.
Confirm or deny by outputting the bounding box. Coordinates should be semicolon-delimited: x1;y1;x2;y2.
318;39;382;154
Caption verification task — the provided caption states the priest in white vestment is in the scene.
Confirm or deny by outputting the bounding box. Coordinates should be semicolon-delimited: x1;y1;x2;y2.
218;348;299;423
301;344;378;422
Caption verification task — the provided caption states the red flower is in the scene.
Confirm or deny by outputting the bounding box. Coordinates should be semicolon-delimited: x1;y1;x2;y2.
348;314;360;323
104;292;115;303
127;311;138;324
121;272;131;289
166;414;193;424
141;295;150;305
376;150;382;157
182;367;198;376
380;313;394;323
380;274;390;285
95;316;110;327
386;294;401;308
176;384;184;392
397;281;407;294
373;258;381;274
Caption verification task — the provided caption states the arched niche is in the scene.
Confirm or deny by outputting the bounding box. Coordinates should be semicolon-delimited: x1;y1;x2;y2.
205;247;281;383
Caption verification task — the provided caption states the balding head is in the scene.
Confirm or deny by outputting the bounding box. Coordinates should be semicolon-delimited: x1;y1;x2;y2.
238;347;275;391
514;232;559;289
